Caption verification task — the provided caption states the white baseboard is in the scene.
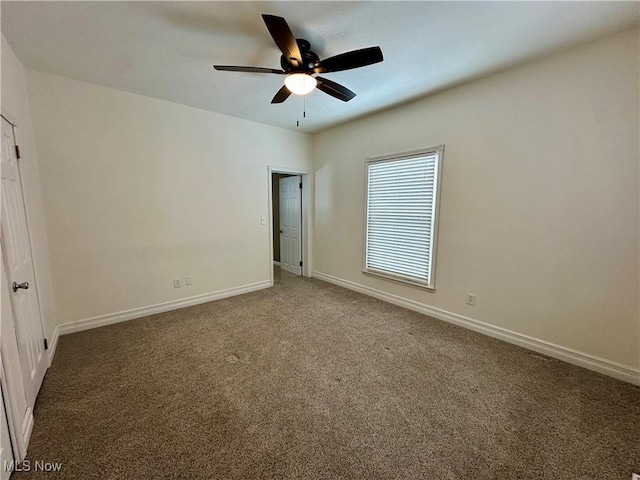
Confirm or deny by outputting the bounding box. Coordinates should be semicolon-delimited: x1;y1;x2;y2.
58;280;272;335
312;271;640;386
273;261;281;266
47;325;60;366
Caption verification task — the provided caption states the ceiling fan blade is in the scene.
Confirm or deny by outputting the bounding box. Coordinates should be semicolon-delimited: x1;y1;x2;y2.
214;65;285;74
262;14;303;67
316;77;356;102
314;46;383;74
271;85;292;104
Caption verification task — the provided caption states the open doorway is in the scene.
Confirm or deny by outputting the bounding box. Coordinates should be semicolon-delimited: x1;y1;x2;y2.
268;167;310;285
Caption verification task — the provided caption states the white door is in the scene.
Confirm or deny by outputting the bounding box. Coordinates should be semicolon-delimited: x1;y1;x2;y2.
279;176;302;275
1;368;15;480
0;116;47;408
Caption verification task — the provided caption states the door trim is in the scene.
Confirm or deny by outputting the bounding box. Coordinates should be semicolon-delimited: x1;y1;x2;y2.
267;166;311;285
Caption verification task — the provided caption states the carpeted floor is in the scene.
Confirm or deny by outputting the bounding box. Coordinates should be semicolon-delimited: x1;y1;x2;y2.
14;269;640;479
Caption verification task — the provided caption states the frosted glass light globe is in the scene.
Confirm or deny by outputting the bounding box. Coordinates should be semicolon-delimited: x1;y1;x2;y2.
284;73;317;95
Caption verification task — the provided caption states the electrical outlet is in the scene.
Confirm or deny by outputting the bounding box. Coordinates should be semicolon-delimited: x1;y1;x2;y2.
173;278;182;288
185;276;192;286
466;293;476;306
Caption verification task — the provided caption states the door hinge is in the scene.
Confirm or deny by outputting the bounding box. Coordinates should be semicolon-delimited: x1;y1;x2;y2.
299;261;303;267
44;338;48;350
15;145;21;159
299;182;302;189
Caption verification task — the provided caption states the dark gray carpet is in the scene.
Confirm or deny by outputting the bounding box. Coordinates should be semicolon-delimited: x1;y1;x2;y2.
15;269;640;479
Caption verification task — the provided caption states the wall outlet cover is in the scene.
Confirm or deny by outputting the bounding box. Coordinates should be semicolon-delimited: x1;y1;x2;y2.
466;293;477;306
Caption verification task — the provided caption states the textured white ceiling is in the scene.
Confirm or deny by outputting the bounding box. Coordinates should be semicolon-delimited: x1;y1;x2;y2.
2;1;638;133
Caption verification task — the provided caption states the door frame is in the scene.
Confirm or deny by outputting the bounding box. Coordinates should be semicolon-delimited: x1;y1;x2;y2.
267;166;311;285
276;174;302;276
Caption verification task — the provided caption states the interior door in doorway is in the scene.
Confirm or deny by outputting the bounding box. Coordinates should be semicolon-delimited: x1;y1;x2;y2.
0;116;47;409
279;175;302;275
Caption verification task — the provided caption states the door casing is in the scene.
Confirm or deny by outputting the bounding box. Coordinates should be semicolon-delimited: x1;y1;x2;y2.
268;166;311;285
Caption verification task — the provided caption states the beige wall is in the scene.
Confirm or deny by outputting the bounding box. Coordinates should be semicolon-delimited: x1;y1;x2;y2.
313;28;640;370
26;71;313;324
1;35;57;341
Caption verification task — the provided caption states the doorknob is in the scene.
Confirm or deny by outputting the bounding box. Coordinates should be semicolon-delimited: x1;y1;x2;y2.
12;281;29;292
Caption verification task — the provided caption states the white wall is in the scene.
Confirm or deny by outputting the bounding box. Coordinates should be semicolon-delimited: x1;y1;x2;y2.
26;71;313;325
313;28;640;372
1;35;57;342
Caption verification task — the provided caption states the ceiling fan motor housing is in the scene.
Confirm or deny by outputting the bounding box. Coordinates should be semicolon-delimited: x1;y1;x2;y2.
280;39;319;72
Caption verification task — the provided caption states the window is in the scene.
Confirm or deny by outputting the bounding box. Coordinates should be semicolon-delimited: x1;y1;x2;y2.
364;146;444;289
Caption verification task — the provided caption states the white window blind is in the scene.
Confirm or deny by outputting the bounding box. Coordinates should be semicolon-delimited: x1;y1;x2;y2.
365;147;443;289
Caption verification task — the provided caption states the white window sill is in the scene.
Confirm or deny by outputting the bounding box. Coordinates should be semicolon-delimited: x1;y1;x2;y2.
362;269;435;291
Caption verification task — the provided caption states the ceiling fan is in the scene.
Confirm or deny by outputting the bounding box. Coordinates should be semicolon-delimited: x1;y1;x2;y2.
214;14;383;104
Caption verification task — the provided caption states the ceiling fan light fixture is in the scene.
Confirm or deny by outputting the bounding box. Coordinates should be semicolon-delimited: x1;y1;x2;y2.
284;73;317;95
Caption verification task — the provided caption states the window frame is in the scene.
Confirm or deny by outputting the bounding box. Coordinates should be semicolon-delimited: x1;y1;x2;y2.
362;145;444;290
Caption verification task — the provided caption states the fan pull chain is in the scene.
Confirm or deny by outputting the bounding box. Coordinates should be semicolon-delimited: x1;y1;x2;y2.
303;95;306;118
296;99;299;127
